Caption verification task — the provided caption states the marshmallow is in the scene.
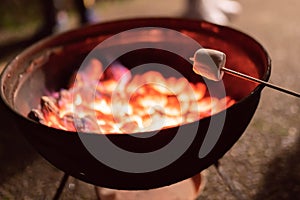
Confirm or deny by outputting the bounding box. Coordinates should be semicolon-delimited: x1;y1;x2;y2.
191;48;226;81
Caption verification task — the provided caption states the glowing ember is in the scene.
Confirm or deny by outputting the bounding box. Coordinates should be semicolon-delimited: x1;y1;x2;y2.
29;59;235;134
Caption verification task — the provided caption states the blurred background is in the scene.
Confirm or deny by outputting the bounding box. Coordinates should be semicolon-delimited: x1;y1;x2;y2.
0;0;299;199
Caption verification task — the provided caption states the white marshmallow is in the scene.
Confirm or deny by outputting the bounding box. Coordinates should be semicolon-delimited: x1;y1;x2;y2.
191;48;226;81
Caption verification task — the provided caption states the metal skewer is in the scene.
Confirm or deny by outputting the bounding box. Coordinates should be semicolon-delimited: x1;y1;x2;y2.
221;67;300;98
191;48;300;98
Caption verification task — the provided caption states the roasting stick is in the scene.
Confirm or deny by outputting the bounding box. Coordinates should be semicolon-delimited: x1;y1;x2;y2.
191;48;300;98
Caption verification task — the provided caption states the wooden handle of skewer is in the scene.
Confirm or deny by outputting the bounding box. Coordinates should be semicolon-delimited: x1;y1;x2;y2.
222;67;300;98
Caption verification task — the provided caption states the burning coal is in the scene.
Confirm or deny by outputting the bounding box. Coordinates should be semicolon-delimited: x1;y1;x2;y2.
29;58;235;134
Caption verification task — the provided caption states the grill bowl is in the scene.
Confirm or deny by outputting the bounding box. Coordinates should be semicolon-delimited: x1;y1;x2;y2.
0;18;270;190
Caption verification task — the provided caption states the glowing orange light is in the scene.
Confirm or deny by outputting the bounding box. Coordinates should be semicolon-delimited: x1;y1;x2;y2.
35;59;235;134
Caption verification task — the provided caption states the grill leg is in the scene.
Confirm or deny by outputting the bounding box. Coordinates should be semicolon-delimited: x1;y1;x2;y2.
53;173;69;200
214;161;248;200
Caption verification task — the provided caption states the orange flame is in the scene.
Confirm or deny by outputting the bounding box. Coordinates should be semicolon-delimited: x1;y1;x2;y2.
37;59;235;134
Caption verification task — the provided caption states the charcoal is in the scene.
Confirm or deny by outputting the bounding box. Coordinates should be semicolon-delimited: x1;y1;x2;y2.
41;96;59;115
28;109;46;124
82;115;99;132
120;121;138;133
72;115;99;133
61;113;76;131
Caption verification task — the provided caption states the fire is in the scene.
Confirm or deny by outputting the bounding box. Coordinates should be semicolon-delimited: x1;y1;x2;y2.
29;59;235;134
